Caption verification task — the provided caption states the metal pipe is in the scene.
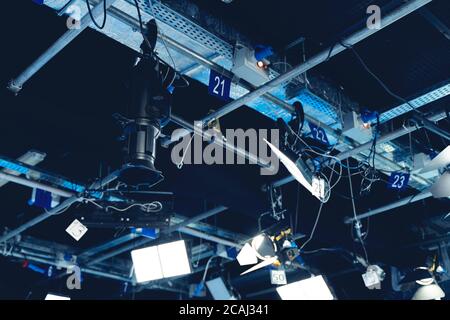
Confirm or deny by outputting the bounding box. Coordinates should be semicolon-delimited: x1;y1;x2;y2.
78;233;139;258
0;150;46;188
0;197;81;243
8;0;117;93
419;8;450;41
163;206;228;234
4;251;131;283
161;35;339;145
200;0;432;125
87;237;156;266
344;191;432;224
412;114;450;142
0;171;75;198
179;227;243;249
88;206;230;265
0;170;120;243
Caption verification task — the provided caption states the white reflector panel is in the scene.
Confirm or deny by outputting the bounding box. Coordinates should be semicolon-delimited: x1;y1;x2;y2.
276;275;334;300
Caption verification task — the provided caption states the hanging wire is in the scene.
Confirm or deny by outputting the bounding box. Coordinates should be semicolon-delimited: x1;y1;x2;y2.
340;41;423;115
85;0;107;29
346;159;370;264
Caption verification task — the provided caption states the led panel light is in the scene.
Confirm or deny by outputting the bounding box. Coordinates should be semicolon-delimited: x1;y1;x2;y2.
45;294;70;300
206;277;234;300
158;240;191;278
131;240;191;283
276;276;334;300
131;246;163;283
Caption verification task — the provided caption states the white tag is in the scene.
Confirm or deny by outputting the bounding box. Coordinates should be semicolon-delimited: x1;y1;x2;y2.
271;270;287;285
362;270;380;289
65;219;88;241
312;176;325;199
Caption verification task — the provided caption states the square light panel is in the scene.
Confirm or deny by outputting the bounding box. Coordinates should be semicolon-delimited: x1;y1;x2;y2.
158;240;191;278
131;240;191;283
131;246;163;283
276;275;334;300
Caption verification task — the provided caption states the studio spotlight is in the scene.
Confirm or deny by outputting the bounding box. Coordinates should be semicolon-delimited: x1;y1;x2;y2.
116;20;172;188
400;267;434;286
251;233;277;260
236;243;258;266
256;60;265;69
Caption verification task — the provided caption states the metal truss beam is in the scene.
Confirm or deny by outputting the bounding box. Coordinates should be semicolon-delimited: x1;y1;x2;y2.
267;110;448;189
344;191;433;224
0;236;132;283
0;171;75;198
0;150;46;188
0;169;120;243
87;206;230;265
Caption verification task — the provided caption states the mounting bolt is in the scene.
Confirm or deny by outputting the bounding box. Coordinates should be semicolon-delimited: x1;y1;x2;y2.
7;80;22;95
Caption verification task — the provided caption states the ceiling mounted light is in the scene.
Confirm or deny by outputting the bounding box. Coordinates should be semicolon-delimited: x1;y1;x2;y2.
237;234;279;275
45;293;71;300
131;240;191;283
412;283;445;300
256;60;265;68
414;267;434;286
276;275;334;300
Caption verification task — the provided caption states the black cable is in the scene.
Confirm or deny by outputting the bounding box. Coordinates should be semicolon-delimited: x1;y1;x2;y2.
340;41;422;115
133;0;145;36
57;0;77;14
325;42;337;62
86;0;107;29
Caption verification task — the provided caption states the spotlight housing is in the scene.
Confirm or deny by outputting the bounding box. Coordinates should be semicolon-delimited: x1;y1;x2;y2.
412;283;445;300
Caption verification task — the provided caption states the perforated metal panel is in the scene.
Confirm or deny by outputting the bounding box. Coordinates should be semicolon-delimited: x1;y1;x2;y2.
131;0;234;59
380;83;450;123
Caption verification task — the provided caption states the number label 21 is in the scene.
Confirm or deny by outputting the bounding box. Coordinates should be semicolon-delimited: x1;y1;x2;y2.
208;70;231;100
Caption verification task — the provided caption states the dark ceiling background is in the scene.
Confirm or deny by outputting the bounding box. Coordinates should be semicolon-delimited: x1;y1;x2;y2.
0;0;449;299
